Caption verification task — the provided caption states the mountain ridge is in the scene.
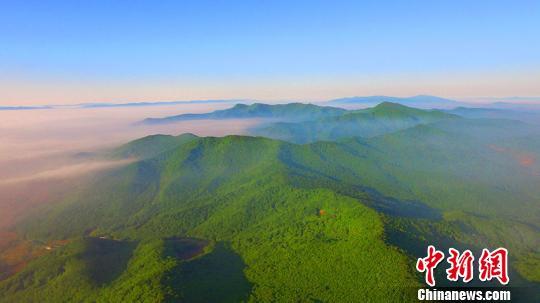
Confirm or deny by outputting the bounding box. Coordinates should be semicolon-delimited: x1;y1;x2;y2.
327;95;462;109
250;102;459;143
141;102;347;124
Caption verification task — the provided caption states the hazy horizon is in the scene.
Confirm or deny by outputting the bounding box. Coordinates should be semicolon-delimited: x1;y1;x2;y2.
3;94;540;108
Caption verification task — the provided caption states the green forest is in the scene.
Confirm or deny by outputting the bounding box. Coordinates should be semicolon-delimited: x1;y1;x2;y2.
1;102;539;302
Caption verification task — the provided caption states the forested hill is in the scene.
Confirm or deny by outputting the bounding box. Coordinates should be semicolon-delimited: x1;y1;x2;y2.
2;103;540;302
3;135;420;302
110;133;199;159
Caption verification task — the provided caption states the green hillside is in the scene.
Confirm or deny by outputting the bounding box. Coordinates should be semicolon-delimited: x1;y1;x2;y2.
251;102;458;143
111;133;199;159
2;136;419;302
2;102;540;302
289;120;540;285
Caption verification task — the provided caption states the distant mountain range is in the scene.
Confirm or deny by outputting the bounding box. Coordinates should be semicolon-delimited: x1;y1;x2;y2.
489;102;540;111
3;95;540;111
445;107;540;124
0;105;52;110
0;100;239;111
141;103;347;124
76;99;239;108
251;102;459;143
326;95;462;109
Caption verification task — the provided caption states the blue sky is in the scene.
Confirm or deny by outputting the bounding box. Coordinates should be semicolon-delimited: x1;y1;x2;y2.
1;0;539;104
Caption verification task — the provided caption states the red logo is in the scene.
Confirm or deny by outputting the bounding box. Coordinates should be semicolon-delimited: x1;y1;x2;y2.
446;248;474;283
416;245;445;287
479;248;509;285
416;246;509;286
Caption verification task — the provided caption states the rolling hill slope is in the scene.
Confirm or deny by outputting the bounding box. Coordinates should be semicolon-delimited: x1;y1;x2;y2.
2;136;420;302
2;102;540;302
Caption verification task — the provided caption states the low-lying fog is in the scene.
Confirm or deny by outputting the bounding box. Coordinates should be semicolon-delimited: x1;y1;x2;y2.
0;103;261;228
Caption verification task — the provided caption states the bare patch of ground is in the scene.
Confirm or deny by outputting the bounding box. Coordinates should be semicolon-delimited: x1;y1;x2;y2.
489;145;537;168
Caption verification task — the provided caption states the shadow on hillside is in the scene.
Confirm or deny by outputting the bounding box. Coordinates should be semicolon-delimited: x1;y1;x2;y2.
359;187;442;220
80;237;137;286
283;170;442;220
384;215;540;301
163;242;252;303
284;173;540;298
163;237;209;260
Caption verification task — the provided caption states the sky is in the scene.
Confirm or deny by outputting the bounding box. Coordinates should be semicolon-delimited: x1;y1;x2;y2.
1;0;539;105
